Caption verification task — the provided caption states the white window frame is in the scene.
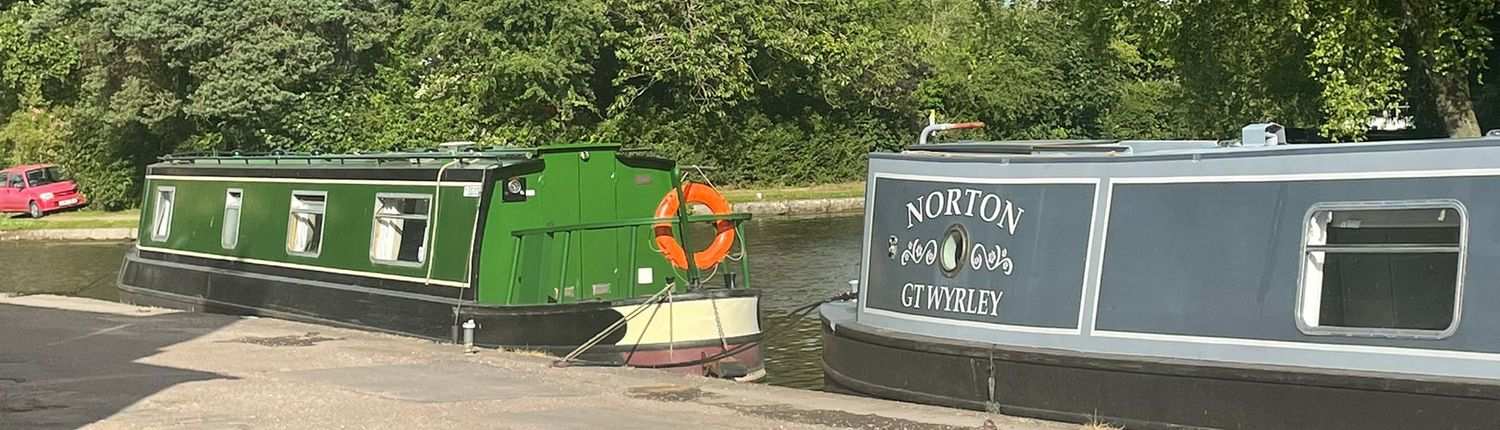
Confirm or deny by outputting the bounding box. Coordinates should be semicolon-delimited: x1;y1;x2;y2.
1295;199;1467;339
286;191;328;258
369;193;433;267
150;186;176;242
222;188;244;249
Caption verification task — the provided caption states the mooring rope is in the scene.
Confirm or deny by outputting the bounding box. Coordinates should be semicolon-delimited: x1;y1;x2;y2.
553;281;679;366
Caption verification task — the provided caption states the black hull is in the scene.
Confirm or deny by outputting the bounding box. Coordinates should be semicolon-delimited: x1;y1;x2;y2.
821;314;1500;430
118;250;763;375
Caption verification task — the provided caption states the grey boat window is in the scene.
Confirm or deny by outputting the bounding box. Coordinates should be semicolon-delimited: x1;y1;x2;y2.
1298;201;1465;338
222;189;243;249
287;192;327;257
150;186;175;242
370;194;431;265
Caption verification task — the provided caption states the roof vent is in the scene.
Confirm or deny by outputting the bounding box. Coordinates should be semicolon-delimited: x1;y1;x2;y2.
440;141;477;153
1240;123;1285;146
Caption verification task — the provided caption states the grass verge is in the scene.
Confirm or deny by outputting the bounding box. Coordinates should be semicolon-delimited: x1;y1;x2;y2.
720;182;864;203
0;209;140;231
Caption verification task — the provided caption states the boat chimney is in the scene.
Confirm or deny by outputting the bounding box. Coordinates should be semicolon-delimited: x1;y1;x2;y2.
1240;123;1285;147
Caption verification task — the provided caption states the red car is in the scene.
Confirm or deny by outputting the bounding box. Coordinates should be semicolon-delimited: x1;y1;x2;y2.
0;164;88;218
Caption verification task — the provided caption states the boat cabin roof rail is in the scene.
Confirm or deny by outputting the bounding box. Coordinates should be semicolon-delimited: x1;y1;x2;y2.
906;120;1500;158
158;143;629;165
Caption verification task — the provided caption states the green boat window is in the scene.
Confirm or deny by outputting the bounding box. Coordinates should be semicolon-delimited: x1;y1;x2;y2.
150;187;175;242
370;194;431;265
1298;201;1464;338
287;192;327;257
222;189;243;249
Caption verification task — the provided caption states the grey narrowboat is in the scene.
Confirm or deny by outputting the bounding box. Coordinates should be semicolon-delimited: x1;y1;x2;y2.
821;123;1500;429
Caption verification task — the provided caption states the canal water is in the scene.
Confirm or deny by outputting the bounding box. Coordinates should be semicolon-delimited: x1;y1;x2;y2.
0;215;863;390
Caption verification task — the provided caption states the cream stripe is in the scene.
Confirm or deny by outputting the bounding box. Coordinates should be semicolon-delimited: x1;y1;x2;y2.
613;296;761;346
136;245;468;288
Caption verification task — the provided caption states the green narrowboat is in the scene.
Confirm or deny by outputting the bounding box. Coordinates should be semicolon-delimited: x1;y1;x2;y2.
117;143;763;379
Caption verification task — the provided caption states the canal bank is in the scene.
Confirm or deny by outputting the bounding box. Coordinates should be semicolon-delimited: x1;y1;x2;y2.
0;294;1072;430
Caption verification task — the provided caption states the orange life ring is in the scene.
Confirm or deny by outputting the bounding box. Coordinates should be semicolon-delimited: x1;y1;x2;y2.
653;182;736;271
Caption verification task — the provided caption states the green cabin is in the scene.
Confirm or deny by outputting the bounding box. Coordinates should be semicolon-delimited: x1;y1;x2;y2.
130;143;750;307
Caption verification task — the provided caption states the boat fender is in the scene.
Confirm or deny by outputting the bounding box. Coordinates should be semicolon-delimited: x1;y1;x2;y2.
652;182;736;270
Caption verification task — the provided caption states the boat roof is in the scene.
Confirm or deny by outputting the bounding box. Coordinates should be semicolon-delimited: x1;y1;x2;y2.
151;143;627;169
893;136;1500;162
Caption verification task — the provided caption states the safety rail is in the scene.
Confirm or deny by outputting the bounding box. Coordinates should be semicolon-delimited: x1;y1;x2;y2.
507;213;752;304
158;145;654;164
159;149;537;165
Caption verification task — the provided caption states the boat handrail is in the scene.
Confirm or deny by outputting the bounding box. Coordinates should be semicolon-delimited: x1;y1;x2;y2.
159;150;537;164
509;213;752;237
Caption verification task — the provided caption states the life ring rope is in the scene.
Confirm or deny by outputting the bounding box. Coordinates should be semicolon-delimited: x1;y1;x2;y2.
652;182;736;271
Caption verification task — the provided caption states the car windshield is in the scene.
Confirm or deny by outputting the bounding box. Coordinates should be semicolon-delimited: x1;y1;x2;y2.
25;167;66;187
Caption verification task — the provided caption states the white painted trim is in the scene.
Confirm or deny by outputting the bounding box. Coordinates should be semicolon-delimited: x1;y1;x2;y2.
865;308;1082;335
1110;168;1500;184
856;174;876;316
1088;182;1115;333
136;245;468;288
1078;178;1109;334
1091;329;1500;362
145;175;482;188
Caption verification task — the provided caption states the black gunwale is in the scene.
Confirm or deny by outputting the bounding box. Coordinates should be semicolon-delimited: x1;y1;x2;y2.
824;315;1500;400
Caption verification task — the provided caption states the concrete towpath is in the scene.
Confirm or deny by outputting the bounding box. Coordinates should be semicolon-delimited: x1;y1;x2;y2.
0;294;1075;430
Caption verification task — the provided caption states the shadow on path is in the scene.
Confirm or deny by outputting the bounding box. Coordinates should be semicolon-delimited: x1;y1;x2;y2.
0;302;234;429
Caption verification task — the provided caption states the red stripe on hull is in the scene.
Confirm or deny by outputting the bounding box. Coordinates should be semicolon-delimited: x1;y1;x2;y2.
620;342;765;379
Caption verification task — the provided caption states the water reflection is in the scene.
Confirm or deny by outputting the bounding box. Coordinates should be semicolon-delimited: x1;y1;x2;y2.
745;215;863;389
0;214;864;390
0;241;128;301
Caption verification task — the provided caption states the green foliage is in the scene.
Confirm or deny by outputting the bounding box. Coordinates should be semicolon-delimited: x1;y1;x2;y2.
0;0;1497;209
1092;0;1498;140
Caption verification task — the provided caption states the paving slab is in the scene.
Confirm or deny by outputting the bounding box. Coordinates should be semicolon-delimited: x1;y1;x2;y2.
0;294;1078;430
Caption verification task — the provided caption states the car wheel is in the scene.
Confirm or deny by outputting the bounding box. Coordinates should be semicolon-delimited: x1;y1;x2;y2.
27;201;41;218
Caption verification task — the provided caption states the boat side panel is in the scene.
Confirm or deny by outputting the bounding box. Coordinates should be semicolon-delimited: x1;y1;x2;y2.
853;148;1500;380
1096;176;1500;352
136;177;480;285
474;151;680;305
862;175;1094;330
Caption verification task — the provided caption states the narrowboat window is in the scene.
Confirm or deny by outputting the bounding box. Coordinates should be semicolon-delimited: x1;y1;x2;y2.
287;192;327;257
150;187;175;241
1298;201;1464;338
370;194;431;265
222;189;243;249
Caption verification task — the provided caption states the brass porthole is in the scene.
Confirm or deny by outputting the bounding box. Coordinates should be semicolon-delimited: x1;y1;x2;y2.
940;224;967;277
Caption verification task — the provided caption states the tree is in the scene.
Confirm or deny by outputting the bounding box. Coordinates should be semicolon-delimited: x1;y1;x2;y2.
1089;0;1496;140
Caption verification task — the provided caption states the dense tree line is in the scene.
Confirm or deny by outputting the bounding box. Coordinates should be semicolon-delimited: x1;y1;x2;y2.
0;0;1497;209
